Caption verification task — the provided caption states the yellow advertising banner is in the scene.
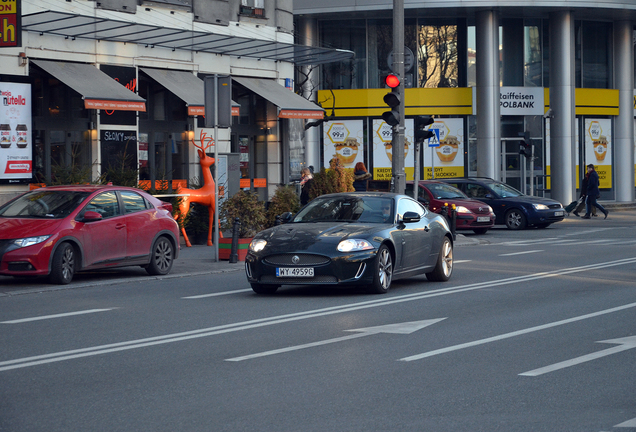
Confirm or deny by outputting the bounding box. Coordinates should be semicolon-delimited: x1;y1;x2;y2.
584;119;612;189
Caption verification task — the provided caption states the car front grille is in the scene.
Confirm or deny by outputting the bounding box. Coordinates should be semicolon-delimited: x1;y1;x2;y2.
260;275;338;284
548;204;562;209
264;254;330;266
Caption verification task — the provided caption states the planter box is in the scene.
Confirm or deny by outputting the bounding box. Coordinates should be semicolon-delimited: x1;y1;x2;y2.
218;238;252;261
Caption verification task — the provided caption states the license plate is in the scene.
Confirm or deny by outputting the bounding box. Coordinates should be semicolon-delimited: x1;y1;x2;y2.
276;267;314;277
554;211;564;216
477;216;490;222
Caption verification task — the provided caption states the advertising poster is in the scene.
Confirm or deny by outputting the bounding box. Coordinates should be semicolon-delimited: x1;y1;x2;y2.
323;120;364;169
422;118;464;179
0;83;32;181
584;118;612;189
372;119;414;181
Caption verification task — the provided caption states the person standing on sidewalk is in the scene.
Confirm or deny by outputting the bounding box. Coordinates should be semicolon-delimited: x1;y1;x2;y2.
582;164;608;219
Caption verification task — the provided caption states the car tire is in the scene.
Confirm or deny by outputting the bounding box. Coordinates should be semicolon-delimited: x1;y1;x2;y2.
473;228;489;235
505;209;527;230
49;242;75;285
368;244;393;294
251;283;279;294
426;236;453;282
146;236;174;276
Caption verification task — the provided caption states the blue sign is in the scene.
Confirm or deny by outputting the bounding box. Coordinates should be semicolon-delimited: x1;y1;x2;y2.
427;128;441;147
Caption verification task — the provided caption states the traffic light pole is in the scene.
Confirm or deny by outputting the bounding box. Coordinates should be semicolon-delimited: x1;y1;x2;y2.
391;0;405;195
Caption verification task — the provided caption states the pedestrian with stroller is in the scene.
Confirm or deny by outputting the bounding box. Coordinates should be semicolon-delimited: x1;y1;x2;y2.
572;171;596;217
582;164;609;219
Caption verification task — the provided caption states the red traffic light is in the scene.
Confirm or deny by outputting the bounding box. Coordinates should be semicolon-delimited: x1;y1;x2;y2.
385;74;400;88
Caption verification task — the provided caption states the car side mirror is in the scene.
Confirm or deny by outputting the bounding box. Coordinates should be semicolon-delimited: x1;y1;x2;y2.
402;211;421;223
81;210;103;222
280;212;293;223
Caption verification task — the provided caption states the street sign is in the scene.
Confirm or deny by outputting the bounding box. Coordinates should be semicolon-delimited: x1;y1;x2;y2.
427;128;441;147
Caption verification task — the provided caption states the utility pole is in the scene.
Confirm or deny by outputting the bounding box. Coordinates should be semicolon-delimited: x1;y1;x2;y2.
391;0;405;194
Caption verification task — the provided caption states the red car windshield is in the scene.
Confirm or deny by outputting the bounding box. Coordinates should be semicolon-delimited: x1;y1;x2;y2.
0;190;91;219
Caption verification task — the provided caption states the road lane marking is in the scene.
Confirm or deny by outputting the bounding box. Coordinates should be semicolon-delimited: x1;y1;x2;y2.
616;417;636;427
0;309;114;324
226;319;446;362
399;301;636;362
182;289;252;299
453;260;471;264
499;250;543;256
3;256;636;371
519;335;636;376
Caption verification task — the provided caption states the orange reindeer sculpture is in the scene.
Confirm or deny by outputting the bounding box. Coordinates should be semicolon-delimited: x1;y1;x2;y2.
174;131;223;247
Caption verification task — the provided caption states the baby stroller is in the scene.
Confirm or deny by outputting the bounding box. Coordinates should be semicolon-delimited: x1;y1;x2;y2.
564;197;583;216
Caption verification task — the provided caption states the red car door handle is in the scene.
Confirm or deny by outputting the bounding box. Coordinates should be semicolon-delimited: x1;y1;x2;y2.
115;224;126;230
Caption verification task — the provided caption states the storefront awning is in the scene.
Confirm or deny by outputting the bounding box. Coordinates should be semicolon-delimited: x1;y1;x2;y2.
31;59;146;112
23;11;354;66
233;77;324;119
140;68;239;117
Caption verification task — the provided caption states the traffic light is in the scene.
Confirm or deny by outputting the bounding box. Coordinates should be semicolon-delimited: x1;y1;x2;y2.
414;116;435;144
382;74;401;127
519;131;532;158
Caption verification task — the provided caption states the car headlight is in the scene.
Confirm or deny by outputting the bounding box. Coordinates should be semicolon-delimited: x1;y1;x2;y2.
455;206;472;214
533;204;549;210
249;239;267;253
487;206;495;215
13;235;51;248
337;239;374;252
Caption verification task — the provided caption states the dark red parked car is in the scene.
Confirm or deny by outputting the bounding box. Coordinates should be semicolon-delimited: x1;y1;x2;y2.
0;185;180;284
406;180;495;234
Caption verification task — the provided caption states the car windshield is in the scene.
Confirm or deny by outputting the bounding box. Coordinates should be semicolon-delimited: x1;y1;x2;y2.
425;183;467;199
0;190;91;219
294;196;394;224
487;181;523;198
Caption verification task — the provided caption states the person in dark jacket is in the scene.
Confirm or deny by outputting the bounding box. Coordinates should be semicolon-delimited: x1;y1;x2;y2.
352;162;372;192
573;171;596;217
582;164;608;219
299;167;314;205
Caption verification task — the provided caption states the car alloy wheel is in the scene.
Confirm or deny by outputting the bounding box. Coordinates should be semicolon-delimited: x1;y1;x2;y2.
146;237;174;275
505;209;527;230
426;237;453;282
49;242;75;285
369;244;392;294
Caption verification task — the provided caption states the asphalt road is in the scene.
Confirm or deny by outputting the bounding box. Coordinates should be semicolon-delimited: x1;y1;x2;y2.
1;211;635;431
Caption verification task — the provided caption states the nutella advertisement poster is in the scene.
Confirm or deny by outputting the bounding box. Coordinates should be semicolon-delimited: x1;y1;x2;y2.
0;83;32;181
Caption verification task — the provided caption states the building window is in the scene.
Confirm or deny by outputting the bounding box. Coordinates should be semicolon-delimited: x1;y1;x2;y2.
524;22;542;87
418;24;459;88
580;21;612;89
320;20;367;90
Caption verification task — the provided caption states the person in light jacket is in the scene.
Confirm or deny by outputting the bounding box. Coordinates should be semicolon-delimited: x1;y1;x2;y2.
352;162;372;192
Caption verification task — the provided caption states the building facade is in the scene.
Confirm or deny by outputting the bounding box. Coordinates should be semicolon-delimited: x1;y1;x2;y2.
294;0;636;205
0;0;349;204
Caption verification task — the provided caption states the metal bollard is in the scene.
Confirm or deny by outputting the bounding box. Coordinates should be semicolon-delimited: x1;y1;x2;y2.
229;217;240;264
450;204;457;241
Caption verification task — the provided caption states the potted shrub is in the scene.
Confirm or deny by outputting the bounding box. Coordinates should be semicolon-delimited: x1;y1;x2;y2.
218;190;267;260
308;156;355;201
266;185;300;228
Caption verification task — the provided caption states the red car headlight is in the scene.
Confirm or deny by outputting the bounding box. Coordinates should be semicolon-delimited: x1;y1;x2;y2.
13;235;51;248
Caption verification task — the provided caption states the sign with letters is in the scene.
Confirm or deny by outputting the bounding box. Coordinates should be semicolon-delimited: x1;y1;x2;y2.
0;0;21;48
0;82;31;182
500;87;544;116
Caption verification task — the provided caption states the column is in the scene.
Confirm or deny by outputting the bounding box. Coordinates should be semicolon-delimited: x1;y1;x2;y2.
549;10;576;205
475;10;500;180
613;20;635;203
298;17;321;172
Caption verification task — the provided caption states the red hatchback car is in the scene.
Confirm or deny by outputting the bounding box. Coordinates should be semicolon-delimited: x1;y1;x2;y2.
0;185;180;284
406;180;495;234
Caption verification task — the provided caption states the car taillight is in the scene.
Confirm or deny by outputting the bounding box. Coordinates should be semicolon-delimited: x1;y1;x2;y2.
161;203;173;212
